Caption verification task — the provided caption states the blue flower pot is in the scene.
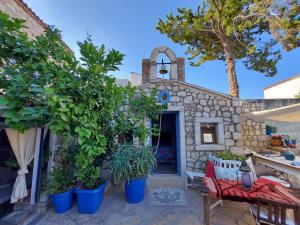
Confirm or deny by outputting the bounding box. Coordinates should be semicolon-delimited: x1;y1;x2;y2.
50;190;73;214
125;177;146;203
75;181;107;214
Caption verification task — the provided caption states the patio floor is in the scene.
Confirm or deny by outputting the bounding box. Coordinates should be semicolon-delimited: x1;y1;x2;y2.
37;186;255;225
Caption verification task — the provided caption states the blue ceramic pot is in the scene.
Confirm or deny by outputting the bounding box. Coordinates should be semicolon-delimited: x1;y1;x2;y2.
75;181;107;214
125;177;146;203
50;190;73;214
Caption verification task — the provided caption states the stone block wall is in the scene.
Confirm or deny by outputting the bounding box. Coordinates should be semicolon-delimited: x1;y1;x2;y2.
241;101;268;152
241;99;300;152
142;80;242;172
0;0;45;39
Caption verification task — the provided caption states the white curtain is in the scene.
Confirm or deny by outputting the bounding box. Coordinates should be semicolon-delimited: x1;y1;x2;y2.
5;128;38;203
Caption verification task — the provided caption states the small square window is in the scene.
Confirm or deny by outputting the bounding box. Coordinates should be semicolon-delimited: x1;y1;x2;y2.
201;123;217;144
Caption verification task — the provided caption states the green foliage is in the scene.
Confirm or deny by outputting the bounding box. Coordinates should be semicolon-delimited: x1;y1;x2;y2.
48;144;78;194
0;11;160;190
46;38;125;189
109;143;157;183
157;0;299;96
295;92;300;98
216;150;246;161
0;11;77;132
115;85;161;144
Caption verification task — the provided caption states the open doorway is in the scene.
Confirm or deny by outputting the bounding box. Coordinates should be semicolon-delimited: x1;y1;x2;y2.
152;112;180;175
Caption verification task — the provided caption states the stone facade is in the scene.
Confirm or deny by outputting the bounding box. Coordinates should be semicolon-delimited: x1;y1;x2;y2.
241;99;300;152
241;101;268;151
142;80;242;172
0;0;46;39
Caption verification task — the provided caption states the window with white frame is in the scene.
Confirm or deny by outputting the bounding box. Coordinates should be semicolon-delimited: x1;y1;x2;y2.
195;118;225;150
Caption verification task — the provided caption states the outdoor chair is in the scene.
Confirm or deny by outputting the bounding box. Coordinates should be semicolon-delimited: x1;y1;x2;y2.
186;156;223;210
250;197;297;225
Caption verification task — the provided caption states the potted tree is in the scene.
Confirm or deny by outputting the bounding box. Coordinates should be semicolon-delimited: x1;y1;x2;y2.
109;143;156;203
73;135;108;214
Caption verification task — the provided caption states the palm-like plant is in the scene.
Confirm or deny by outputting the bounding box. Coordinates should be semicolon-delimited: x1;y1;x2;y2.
109;143;157;183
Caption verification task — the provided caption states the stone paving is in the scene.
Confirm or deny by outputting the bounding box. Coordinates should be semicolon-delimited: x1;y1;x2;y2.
37;186;255;225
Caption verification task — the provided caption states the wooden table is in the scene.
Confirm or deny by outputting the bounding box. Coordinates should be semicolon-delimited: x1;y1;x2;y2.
199;177;300;225
253;152;300;185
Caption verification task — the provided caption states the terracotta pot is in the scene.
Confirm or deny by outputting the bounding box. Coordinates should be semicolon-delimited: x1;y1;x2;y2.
270;138;282;147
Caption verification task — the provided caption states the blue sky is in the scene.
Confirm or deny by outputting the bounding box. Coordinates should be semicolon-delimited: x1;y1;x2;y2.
24;0;300;99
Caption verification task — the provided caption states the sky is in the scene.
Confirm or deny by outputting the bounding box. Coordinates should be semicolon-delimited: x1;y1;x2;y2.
24;0;300;99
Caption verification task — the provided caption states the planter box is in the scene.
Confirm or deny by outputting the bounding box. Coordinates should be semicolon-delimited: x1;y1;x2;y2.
210;155;242;181
50;190;73;214
75;181;107;214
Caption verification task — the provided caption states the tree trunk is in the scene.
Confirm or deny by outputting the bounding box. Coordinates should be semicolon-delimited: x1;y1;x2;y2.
223;42;239;97
226;57;239;97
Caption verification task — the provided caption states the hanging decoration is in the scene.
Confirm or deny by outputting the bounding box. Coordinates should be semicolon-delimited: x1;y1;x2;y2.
157;90;171;104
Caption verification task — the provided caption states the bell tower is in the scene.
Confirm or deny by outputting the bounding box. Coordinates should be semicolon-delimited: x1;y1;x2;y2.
142;47;185;84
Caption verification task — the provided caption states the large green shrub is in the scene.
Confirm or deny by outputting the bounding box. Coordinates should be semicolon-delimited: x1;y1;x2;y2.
0;12;77;132
109;143;157;183
0;12;160;190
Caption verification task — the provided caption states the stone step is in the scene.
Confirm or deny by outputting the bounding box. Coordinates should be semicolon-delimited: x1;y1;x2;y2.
147;174;185;188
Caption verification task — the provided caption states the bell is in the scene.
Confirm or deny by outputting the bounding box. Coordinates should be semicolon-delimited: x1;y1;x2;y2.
159;64;168;74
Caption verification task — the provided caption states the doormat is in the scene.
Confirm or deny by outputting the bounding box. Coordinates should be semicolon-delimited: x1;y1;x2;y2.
149;187;187;206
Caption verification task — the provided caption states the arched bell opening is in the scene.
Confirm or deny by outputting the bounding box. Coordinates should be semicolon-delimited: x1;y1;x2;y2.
149;47;178;81
156;53;171;80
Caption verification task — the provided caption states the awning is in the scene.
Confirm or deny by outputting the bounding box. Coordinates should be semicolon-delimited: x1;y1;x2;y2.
241;103;300;122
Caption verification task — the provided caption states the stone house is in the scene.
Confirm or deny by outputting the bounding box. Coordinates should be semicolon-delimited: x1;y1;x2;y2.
132;47;243;187
127;47;300;187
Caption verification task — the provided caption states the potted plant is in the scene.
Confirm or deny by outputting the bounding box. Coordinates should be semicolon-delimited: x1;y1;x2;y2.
48;167;74;213
109;143;157;203
48;144;77;214
213;150;246;181
269;135;283;147
73;138;108;214
282;135;296;148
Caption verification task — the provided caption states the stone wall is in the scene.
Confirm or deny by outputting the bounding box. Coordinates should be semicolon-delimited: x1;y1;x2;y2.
241;99;300;152
0;0;46;39
142;80;242;172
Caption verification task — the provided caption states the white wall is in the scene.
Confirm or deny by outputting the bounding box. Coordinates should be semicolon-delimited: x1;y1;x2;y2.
264;77;300;99
130;72;142;86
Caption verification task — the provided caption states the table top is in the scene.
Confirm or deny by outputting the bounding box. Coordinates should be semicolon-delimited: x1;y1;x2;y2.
253;152;300;179
204;177;300;206
253;152;300;171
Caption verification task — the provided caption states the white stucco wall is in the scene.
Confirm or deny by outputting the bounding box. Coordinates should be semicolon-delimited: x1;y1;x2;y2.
264;76;300;99
130;72;142;86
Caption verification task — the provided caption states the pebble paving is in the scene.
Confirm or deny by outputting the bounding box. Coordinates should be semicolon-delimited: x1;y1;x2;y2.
37;186;255;225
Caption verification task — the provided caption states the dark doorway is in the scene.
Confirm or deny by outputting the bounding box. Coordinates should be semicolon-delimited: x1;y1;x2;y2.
152;112;179;174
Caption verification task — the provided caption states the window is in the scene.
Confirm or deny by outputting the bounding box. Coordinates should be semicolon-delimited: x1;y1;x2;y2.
195;117;225;151
201;123;217;144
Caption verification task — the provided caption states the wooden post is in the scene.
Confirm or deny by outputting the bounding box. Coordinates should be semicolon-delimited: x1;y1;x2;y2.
203;193;211;225
294;206;300;225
